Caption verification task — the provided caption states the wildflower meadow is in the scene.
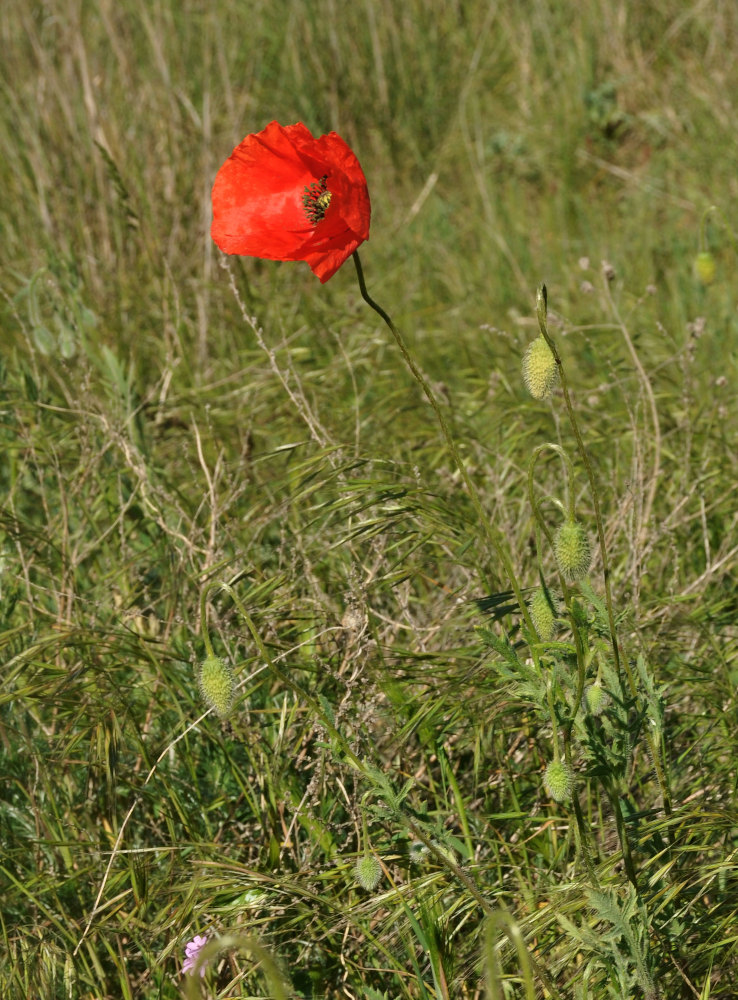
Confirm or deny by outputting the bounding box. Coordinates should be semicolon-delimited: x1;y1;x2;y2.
2;1;738;998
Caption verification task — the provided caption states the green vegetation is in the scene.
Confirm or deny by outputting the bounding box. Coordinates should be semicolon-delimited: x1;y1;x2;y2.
2;1;737;997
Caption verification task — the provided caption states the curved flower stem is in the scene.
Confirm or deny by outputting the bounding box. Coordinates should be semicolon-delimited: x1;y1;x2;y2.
546;680;561;763
526;450;588;697
699;205;716;252
536;287;673;831
353;251;535;635
607;780;640;891
483;911;536;1000
565;743;601;887
700;203;738;255
199;583;217;659
359;798;371;857
183;934;289;1000
535;286;622;680
529;443;577;522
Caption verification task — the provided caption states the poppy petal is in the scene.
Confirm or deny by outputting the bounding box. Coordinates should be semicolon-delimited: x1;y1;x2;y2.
211;121;370;281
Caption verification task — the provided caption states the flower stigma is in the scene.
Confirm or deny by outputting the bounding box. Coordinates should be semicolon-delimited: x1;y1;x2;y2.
302;174;332;224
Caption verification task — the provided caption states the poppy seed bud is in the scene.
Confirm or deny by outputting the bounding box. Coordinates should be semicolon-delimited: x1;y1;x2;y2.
543;760;573;803
354;855;382;891
554;520;591;582
198;656;235;718
522;336;558;400
694;251;716;286
529;587;557;641
584;682;608;716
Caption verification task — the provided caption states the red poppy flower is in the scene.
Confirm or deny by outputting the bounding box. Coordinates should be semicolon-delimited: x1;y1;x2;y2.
211;121;371;283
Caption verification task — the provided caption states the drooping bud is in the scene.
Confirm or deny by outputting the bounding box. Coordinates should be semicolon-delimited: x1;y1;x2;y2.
354;855;382;891
694;251;716;286
522;336;558;400
198;656;235;718
408;840;429;865
543;759;573;803
554;520;591;582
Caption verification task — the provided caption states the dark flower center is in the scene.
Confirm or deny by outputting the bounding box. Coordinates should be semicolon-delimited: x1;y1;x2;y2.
302;175;332;224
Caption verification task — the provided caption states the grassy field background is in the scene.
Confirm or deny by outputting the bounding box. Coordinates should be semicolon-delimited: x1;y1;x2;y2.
2;0;738;997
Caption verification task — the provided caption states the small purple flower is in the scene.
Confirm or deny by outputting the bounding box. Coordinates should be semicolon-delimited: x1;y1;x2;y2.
181;934;209;977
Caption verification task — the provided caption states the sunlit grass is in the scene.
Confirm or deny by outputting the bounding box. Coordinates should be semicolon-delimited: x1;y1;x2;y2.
1;1;738;998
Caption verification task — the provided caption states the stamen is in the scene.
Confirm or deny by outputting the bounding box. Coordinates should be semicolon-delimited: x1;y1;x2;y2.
302;174;332;224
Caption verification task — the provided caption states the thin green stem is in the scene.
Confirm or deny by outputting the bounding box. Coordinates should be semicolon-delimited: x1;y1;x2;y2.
546;681;561;762
596;284;674;830
535;286;621;680
526;452;588;692
530;443;578;522
353;251;535;635
407;822;562;1000
699;203;738;255
360;802;370;856
699;205;716;252
536;288;673;849
199;583;216;659
607;782;640;892
484;911;537;1000
565;757;601;887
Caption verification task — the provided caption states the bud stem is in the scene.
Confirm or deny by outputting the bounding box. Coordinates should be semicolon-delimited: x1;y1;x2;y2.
199;585;217;660
537;285;673;842
535;285;621;678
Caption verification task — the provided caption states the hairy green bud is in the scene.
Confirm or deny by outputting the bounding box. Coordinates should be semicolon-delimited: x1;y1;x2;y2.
543;759;573;803
198;656;235;718
522;336;558;400
529;587;557;641
554;520;592;582
694;251;716;286
584;682;608;716
354;855;382;891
